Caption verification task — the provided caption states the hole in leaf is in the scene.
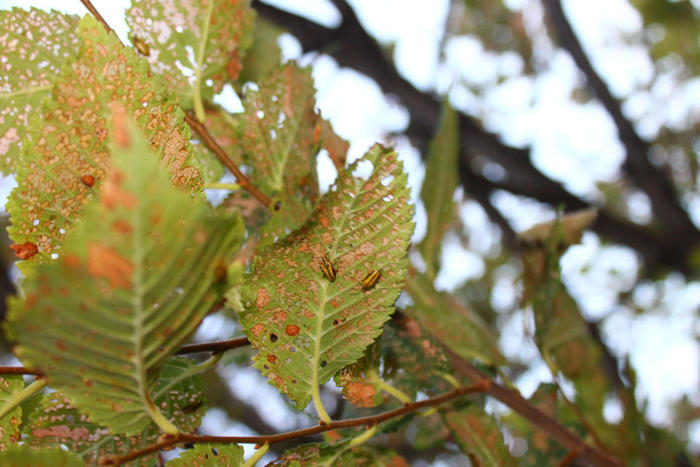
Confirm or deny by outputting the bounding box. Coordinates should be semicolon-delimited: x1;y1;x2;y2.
32;219;39;226
351;160;373;180
383;195;394;202
380;175;394;186
270;333;278;342
256;110;264;119
320;360;327;367
211;447;218;455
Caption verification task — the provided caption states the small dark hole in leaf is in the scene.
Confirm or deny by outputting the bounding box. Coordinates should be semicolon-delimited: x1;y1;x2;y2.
212;447;219;455
274;200;281;211
270;333;278;342
184;443;194;449
291;379;297;384
320;360;327;367
333;319;339;326
290;347;296;353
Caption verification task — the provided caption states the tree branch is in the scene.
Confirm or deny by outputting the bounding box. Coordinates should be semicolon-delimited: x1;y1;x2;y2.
101;382;489;465
542;0;697;239
252;0;700;274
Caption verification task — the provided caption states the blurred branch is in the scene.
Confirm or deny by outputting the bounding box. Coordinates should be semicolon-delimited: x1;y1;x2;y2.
542;0;698;240
251;0;700;275
104;382;489;465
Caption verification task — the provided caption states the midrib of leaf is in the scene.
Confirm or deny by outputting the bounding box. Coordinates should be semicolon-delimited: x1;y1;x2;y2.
193;0;216;122
310;162;381;422
272;104;307;191
130;204;178;435
0;85;52;100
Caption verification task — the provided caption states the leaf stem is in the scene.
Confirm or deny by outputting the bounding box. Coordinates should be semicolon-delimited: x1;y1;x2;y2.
204;182;241;191
367;370;411;404
311;384;331;425
0;378;46;420
243;443;269;467
102;382;488;465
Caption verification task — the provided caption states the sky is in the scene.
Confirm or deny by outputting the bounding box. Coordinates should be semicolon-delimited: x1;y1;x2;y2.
2;0;700;458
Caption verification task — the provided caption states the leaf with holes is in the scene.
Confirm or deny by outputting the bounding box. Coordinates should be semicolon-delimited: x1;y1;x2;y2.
0;8;80;174
6;15;204;265
125;0;255;119
240;144;414;414
240;63;320;198
24;357;206;466
0;376;23;450
443;406;514;466
419;102;458;280
167;443;243;466
334;340;384;408
6;119;243;435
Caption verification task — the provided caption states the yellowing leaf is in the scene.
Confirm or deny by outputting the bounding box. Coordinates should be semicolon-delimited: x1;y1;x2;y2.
240;145;414;411
0;8;80;174
6;15;204;264
125;0;255;118
7;120;243;435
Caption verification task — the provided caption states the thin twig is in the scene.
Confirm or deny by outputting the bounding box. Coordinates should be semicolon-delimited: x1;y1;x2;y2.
184;113;272;209
176;337;250;355
79;0;118;40
0;366;43;376
101;382;489;465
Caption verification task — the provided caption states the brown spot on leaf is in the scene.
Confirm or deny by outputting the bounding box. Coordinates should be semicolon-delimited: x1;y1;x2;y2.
285;325;300;336
250;323;265;337
344;382;376;408
225;50;242;80
101;169;136;210
87;243;133;289
10;241;38;260
81;174;95;187
256;288;270;308
31;426;90;442
112;219;132;235
267;354;277;363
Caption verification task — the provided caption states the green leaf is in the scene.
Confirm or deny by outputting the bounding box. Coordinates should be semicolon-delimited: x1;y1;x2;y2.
0;376;23;450
167;443;243;466
125;0;256;119
240;63;320;198
24;357;206;466
442;406;514;466
240;145;414;413
381;316;453;397
7;119;243;435
406;274;504;365
7;15;204;264
0;8;81;174
419;102;459;280
0;446;82;467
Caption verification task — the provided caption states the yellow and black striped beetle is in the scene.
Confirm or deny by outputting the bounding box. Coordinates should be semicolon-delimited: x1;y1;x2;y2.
360;270;382;291
321;255;337;282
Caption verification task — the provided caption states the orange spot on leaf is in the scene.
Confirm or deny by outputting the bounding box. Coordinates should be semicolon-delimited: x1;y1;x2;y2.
81;174;95;187
10;242;38;260
251;323;265;337
285;324;300;336
101;170;136;210
87;243;133;289
267;354;277;363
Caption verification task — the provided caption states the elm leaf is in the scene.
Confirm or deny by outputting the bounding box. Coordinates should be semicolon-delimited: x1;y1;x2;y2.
6;119;243;435
240;145;414;418
6;15;204;265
